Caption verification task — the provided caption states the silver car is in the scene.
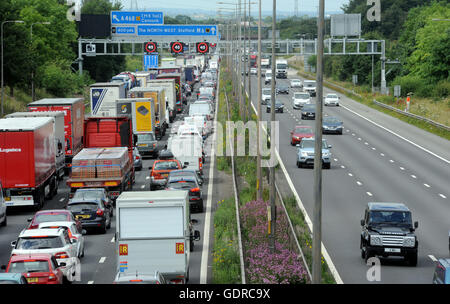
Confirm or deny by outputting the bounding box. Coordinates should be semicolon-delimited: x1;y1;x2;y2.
292;92;312;109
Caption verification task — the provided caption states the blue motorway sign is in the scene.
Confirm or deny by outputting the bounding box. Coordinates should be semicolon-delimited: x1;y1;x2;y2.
143;54;158;69
111;11;164;25
136;25;218;36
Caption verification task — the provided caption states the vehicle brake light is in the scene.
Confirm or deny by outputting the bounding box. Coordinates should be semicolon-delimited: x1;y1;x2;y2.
129;279;143;282
48;275;57;281
96;209;104;216
191;188;200;192
55;252;69;259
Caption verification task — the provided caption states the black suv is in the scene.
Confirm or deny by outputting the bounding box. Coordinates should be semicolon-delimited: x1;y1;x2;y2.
360;202;418;266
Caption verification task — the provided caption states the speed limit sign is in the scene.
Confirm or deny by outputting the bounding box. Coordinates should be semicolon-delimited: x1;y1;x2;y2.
196;42;209;54
144;42;157;54
171;42;184;54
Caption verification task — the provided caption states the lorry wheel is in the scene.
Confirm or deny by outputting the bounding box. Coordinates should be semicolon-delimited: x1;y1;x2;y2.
34;188;44;211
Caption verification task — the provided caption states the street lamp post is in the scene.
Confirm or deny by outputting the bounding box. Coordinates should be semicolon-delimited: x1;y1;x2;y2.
269;0;276;254
256;0;262;200
30;21;50;101
1;20;25;117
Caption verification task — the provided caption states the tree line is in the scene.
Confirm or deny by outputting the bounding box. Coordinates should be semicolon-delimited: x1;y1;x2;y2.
279;0;449;98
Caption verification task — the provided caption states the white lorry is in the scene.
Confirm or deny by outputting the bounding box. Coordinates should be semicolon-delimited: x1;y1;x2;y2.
89;82;126;117
115;190;200;284
275;58;288;79
147;79;177;123
168;134;204;176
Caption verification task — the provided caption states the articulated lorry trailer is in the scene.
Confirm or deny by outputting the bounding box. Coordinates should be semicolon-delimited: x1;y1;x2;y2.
5;111;65;181
0;117;58;210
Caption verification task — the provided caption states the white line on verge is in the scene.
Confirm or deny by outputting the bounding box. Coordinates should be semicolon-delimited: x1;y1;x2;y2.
99;257;106;264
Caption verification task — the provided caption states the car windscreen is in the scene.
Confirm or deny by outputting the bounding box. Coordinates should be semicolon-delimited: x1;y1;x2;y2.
295;127;313;134
16;236;63;250
137;133;155;142
324;117;341;124
302;105;315;111
304;81;316;87
294;93;310;99
301;140;328;149
154;161;179;170
73;190;103;200
276;64;287;69
67;202;99;212
327;94;338;99
167;181;197;190
34;214;68;224
9;261;50;273
369;211;412;226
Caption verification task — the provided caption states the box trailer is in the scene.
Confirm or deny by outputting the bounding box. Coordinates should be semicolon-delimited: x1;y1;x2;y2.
115;190;200;284
90;82;126;117
27;98;85;175
128;87;167;140
167;135;204;176
0;117;58;209
135;71;152;87
156;73;182;113
5;111;65;180
147;79;177;123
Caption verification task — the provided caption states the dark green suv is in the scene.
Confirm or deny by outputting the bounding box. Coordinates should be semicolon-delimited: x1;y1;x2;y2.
360;202;419;266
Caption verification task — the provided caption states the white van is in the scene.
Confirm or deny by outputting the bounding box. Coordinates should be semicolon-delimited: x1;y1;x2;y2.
0;180;6;227
264;70;273;85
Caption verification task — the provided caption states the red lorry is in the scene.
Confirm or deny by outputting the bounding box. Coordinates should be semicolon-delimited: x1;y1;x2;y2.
27;98;85;175
66;117;135;201
0;117;58;210
156;73;183;113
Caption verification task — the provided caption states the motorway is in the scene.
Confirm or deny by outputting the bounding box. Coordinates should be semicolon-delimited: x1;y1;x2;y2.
245;67;450;283
0;86;216;284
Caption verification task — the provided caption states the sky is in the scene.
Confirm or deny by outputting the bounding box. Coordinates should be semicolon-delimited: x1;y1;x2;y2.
117;0;350;13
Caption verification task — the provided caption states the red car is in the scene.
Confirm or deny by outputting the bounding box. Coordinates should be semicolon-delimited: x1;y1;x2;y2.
290;125;314;145
27;209;82;232
3;254;64;284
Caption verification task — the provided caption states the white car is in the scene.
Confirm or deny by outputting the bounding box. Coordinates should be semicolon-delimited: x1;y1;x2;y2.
250;67;257;75
10;228;79;281
324;93;340;106
290;79;303;88
38;221;86;259
303;80;317;97
264;71;272;85
261;88;272;105
0;180;6;227
292;92;312;109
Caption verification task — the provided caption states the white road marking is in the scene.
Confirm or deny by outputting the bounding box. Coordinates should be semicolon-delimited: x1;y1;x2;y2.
411;175;417;179
358;137;362;141
59;198;65;202
367;192;373;197
439;194;447;199
348;173;353;177
87;281;94;284
340;104;450;165
424;183;431;188
365;142;369;145
352;133;355;136
400;167;405;170
380;153;385;156
428;255;438;262
356;181;362;186
340;165;345;169
371;147;376;150
140;185;145;189
99;257;106;264
145;176;150;180
389;160;395;163
110;236;115;243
